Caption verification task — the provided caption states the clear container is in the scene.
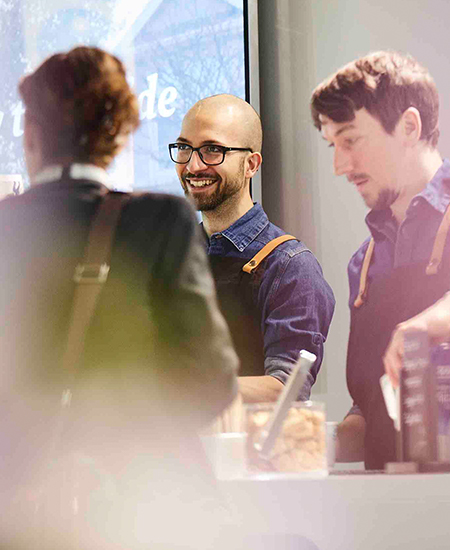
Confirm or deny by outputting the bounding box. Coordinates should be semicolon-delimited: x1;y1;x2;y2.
245;401;326;474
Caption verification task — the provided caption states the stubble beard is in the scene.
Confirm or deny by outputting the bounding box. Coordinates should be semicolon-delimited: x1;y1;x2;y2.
368;188;399;211
183;159;246;212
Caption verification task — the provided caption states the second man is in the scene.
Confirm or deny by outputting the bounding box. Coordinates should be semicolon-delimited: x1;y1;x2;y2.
170;94;335;403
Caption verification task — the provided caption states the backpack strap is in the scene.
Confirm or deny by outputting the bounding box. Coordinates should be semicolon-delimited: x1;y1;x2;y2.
51;191;130;444
62;192;130;391
40;191;130;538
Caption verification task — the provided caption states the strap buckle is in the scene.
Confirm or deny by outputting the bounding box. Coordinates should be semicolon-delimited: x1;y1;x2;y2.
242;234;297;274
73;263;110;284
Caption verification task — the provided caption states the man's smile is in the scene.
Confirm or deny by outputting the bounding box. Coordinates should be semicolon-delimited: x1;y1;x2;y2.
186;177;217;188
184;172;220;190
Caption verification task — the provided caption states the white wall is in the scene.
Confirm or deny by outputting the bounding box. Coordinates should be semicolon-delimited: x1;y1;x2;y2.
257;0;450;422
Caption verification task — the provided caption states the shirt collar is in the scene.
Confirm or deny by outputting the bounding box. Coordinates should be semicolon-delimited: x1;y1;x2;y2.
417;158;450;214
212;203;269;252
32;163;112;189
366;158;450;239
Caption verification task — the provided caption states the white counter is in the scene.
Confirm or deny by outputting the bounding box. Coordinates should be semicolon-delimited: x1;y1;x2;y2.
219;471;450;549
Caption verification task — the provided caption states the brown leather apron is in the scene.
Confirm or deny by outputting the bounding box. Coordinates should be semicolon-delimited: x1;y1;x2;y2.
209;235;296;376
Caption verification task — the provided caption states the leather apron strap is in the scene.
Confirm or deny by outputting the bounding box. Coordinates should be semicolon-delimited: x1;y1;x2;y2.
426;204;450;275
354;202;450;308
353;238;375;308
242;234;297;274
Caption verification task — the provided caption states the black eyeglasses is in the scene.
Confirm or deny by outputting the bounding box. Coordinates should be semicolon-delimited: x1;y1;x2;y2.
168;143;253;166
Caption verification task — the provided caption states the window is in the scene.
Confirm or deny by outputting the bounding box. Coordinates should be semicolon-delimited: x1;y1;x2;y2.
0;0;248;194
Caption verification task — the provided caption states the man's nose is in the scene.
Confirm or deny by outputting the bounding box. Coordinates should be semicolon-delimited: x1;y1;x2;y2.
186;149;207;172
334;147;354;176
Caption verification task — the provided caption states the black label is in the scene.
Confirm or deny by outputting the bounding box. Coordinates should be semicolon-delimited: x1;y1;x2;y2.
400;330;437;462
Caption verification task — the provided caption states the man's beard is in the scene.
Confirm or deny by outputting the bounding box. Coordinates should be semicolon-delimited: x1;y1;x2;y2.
190;179;226;211
369;189;399;211
182;160;246;212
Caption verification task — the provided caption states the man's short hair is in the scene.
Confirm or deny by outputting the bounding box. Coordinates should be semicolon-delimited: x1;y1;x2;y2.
189;94;263;153
19;46;140;168
311;51;440;148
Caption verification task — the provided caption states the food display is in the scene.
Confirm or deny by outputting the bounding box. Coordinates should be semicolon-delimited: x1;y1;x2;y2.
246;402;326;473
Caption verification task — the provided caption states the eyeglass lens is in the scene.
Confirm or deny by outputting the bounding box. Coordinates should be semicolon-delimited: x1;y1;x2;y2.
172;145;224;165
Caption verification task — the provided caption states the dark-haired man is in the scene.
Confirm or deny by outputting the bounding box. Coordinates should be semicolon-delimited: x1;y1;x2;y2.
311;51;449;469
171;93;335;403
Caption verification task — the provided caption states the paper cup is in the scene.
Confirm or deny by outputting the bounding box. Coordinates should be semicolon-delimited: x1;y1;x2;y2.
201;433;247;480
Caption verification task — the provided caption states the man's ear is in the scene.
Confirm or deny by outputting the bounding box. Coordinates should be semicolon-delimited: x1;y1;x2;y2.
23;116;34;150
400;107;422;146
23;116;44;180
24;116;41;153
245;152;262;178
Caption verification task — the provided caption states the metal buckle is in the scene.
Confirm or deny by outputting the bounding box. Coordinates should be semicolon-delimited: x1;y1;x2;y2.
73;263;110;284
61;389;72;408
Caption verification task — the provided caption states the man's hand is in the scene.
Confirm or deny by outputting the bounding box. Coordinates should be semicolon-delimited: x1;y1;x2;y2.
383;292;450;388
238;375;284;403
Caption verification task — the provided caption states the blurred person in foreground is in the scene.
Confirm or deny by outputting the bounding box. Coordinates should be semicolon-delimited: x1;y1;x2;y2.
170;94;335;404
0;46;238;549
311;51;450;470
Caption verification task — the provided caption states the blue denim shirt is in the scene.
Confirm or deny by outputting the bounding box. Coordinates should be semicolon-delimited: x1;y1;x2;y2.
206;203;335;399
347;158;450;416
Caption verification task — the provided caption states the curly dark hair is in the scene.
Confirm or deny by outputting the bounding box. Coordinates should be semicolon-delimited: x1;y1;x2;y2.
311;51;439;148
19;46;140;168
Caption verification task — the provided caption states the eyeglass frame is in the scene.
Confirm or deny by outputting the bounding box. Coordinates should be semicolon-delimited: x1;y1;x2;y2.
168;142;253;166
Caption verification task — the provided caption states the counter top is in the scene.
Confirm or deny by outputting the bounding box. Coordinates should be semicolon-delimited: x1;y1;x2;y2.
219;470;450;549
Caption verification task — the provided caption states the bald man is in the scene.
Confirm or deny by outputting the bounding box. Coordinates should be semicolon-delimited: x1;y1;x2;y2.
169;94;335;403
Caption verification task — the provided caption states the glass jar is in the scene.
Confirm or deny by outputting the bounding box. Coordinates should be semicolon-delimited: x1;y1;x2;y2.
245;401;326;474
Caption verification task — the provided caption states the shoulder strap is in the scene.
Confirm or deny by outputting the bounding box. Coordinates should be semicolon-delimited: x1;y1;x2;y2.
426;203;450;275
242;234;297;274
37;192;130;534
353;237;375;309
60;192;130;405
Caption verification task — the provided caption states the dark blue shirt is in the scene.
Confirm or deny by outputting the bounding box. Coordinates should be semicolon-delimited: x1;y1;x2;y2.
347;159;450;417
348;159;450;308
206;203;335;399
